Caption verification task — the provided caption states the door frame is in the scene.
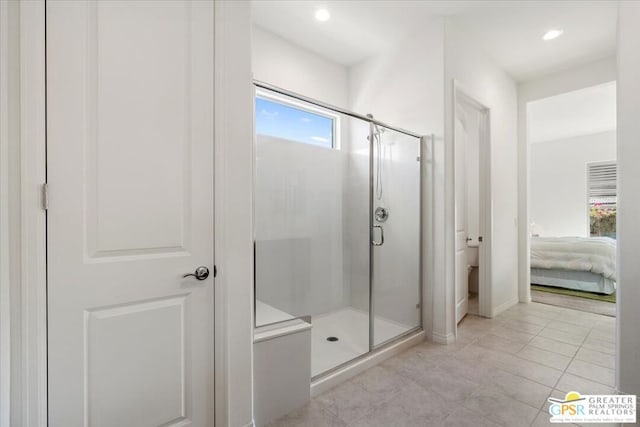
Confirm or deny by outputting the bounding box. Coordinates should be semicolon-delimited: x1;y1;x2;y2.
2;1;253;426
453;82;493;320
5;2;48;425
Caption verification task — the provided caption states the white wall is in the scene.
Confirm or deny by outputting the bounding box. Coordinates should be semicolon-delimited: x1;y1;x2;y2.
252;26;349;108
517;56;616;301
519;56;616;104
254;135;346;319
616;1;640;397
349;23;445;136
530;131;616;237
445;21;520;318
349;19;445;341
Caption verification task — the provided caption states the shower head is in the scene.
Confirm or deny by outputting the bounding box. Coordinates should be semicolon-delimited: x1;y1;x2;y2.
371;123;385;136
366;114;384;134
367;125;385;141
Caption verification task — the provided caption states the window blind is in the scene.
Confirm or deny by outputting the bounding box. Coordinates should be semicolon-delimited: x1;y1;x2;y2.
588;161;617;207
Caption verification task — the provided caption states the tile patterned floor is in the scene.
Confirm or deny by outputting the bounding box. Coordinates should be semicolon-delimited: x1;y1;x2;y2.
268;302;618;427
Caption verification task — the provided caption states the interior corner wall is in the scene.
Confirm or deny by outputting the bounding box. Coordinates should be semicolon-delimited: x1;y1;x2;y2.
444;20;519;318
348;18;446;342
517;56;617;302
251;25;349;108
348;20;445;136
616;1;640;397
529;131;616;238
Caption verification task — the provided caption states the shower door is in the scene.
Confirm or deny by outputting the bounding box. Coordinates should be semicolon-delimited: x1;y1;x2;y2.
253;83;423;378
370;125;422;348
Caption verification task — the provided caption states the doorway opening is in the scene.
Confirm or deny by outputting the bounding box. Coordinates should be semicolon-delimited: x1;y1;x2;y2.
454;85;492;322
526;82;617;317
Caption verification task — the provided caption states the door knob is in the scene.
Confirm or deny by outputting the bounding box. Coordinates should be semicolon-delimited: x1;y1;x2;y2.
183;266;210;281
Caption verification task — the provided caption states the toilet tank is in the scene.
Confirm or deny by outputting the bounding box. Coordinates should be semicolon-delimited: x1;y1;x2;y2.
467;246;479;267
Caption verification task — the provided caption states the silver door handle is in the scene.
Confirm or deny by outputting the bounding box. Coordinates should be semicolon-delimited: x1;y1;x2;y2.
372;225;384;246
183;266;210;281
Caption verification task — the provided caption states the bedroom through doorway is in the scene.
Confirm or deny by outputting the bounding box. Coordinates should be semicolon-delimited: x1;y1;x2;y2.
527;82;617;318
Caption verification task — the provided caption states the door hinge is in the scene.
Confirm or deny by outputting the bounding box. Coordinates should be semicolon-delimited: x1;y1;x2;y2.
42;183;49;211
478;236;483;242
213;265;217;278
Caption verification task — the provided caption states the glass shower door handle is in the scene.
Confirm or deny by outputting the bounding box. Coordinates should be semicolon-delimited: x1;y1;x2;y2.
372;225;384;246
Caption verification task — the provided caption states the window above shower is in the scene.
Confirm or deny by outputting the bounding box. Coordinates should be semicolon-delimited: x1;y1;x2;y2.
255;88;340;149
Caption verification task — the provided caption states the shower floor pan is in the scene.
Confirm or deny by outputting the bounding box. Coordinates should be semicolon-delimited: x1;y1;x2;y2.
311;307;413;377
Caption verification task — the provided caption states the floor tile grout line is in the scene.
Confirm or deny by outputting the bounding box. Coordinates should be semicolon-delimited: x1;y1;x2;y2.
537;312;615;408
474;305;614;424
573;347;616;370
482;305;615;400
375;355;489;424
391;333;550;422
447;335;560;412
275;304;614;427
517;304;603;427
533;323;610;427
481;312;575;384
323;305;609;426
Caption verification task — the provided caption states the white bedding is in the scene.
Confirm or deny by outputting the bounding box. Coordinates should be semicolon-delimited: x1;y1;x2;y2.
531;237;617;281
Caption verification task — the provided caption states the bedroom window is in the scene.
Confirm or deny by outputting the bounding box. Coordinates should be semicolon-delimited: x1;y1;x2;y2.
588;161;617;238
255;88;339;149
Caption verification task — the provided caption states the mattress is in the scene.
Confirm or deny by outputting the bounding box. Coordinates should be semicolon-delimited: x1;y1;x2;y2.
531;268;616;295
531;236;616;281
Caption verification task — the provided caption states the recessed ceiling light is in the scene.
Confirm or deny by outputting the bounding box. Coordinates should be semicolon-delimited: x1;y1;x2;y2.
543;29;564;41
315;8;330;22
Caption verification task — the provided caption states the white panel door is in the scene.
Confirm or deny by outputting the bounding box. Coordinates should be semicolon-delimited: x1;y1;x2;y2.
454;115;469;324
46;1;214;426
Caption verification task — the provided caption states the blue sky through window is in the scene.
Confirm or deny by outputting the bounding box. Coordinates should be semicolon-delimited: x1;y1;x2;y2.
255;97;334;148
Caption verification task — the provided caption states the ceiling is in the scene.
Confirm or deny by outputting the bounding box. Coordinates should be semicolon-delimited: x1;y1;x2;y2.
528;82;616;143
251;0;617;82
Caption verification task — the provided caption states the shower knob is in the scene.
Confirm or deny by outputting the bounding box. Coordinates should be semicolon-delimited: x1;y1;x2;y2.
375;206;389;223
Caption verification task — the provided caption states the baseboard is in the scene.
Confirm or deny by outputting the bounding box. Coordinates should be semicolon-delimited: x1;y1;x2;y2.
493;296;520;317
431;331;456;344
519;289;532;304
310;330;425;397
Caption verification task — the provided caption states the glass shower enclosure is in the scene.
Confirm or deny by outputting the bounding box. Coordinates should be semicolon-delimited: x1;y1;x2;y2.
253;82;422;378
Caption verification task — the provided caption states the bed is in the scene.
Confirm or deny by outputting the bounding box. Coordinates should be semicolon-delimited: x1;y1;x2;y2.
530;236;616;295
